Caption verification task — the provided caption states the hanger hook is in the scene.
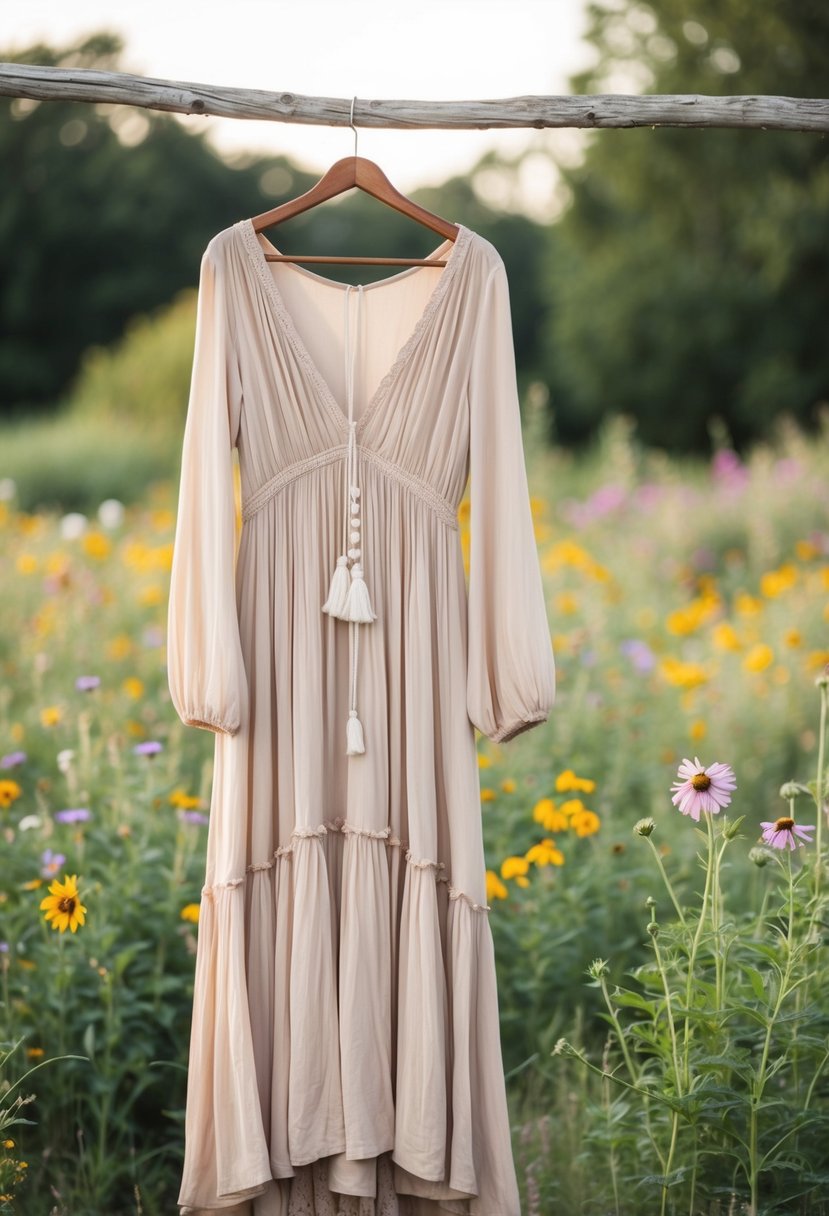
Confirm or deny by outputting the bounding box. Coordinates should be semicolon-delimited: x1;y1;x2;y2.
349;94;358;158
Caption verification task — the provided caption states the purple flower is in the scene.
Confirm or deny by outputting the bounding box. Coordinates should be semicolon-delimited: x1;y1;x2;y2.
670;756;737;822
41;848;66;877
178;809;209;826
0;941;8;953
760;816;815;851
1;751;27;768
142;626;164;648
75;675;101;692
620;638;655;673
133;741;163;757
54;808;91;824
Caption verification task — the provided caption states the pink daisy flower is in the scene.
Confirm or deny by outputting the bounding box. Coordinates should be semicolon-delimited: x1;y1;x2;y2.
670;756;737;821
760;816;815;851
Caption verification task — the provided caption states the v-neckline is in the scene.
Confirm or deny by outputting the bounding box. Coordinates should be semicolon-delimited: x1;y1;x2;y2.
238;217;473;439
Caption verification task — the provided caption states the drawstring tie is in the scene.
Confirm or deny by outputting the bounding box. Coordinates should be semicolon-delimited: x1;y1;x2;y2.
321;283;376;755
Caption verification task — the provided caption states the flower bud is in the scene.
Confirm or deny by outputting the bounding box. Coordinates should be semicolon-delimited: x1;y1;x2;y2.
723;814;745;840
645;895;657;909
748;845;772;867
634;817;656;837
779;781;809;800
587;958;609;979
647;921;659;937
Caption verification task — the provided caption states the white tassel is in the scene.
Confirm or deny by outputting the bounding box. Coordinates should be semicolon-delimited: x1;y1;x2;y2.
346;708;365;754
343;564;377;622
322;555;350;617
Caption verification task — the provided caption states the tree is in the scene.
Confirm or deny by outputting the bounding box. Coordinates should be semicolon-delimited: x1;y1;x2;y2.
541;0;829;453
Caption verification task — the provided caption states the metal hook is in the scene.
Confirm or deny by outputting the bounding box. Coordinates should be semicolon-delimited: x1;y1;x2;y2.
349;95;358;158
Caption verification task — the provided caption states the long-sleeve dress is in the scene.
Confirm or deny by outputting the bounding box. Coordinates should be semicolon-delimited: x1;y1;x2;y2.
166;216;556;1216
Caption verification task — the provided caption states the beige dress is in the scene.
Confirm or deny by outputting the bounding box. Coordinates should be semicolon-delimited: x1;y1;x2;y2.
166;216;556;1216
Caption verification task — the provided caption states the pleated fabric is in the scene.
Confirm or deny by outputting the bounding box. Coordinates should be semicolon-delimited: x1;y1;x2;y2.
166;216;556;1216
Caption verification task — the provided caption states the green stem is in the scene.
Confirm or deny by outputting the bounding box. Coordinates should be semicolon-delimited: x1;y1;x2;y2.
711;831;730;1011
646;837;688;927
602;1068;621;1216
749;850;796;1215
661;1110;680;1216
599;975;639;1084
814;681;827;903
682;811;715;1090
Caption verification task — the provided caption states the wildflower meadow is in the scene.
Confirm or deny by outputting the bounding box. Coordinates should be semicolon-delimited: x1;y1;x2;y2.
1;407;828;1213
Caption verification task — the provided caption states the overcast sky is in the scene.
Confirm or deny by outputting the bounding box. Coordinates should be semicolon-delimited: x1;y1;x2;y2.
4;0;600;218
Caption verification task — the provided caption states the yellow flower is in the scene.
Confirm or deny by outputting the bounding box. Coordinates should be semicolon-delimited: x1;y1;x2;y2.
533;797;555;823
22;879;43;890
570;809;601;837
180;903;201;923
743;643;773;673
795;539;819;561
477;753;492;768
559;798;587;817
760;563;797;598
39;873;87;933
16;553;38;574
486;870;509;901
784;628;801;648
555;591;579;616
138;584;163;606
666;594;720;636
480;788;496;802
0;779;22;809
81;530;111;560
515;875;531;888
501;778;516;794
151;509;175;532
555;769;596;794
658;658;710;688
107;634;134;660
122;677;144;699
807;650;829;671
525;839;565;866
735;592;762;616
712;621;742;651
26;1046;44;1058
690;719;707;741
500;855;530;880
169;788;203;809
40;705;62;727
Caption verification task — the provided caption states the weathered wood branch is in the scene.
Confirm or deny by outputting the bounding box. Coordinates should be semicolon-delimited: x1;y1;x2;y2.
1;64;828;133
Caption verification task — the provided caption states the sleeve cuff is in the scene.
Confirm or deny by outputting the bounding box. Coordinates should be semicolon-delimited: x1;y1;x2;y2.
489;709;549;744
183;714;237;736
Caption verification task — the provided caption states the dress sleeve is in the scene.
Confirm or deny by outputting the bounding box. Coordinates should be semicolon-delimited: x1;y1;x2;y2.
465;259;556;744
166;243;248;736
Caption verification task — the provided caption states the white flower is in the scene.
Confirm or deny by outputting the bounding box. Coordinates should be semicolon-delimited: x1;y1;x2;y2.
57;748;76;774
98;498;125;529
18;814;42;831
59;512;88;540
0;478;16;501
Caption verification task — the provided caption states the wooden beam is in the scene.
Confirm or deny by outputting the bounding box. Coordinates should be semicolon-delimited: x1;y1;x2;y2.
1;63;828;133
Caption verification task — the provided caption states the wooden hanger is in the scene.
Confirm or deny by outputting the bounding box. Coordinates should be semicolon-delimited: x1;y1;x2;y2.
248;97;459;267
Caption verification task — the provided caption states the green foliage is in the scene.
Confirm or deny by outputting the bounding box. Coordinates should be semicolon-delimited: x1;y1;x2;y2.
0;31;316;419
541;0;829;454
0;411;174;515
544;680;829;1215
66;284;198;436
